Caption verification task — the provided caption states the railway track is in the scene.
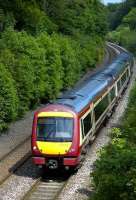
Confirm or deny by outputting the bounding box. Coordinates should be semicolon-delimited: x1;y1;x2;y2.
23;169;71;200
0;137;31;185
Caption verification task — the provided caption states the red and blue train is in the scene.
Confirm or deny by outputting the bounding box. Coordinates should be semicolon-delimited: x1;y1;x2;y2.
31;44;134;169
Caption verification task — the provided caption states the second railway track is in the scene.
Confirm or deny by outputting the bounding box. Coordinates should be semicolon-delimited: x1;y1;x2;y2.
0;137;31;185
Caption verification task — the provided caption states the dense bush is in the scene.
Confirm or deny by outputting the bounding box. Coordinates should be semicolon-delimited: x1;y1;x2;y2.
0;63;18;131
107;26;136;55
37;33;63;99
78;36;105;71
121;84;136;144
52;34;81;89
0;29;64;114
0;1;57;34
0;29;43;114
44;0;107;37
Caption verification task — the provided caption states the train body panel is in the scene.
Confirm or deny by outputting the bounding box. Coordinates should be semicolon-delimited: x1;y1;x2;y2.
36;141;72;155
31;49;134;169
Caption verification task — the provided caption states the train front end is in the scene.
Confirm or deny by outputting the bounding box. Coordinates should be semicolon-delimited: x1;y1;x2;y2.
31;105;80;169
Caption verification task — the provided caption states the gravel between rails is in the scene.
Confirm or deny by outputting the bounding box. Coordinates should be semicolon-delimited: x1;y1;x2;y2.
57;62;136;200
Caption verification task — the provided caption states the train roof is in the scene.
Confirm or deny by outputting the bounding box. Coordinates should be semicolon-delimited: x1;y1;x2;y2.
55;52;132;113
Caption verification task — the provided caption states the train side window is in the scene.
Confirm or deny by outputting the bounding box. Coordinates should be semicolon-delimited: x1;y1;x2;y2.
94;94;109;122
81;119;85;139
83;112;92;136
121;73;126;85
117;80;121;92
126;69;129;78
110;87;116;101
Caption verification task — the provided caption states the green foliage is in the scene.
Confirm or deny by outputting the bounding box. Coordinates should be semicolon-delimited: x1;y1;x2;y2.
0;8;15;32
123;8;136;30
0;29;42;114
21;5;58;35
0;0;57;34
92;145;136;200
107;0;136;30
44;0;108;37
107;27;136;54
121;84;136;144
107;6;136;55
0;63;18;131
37;33;63;99
52;34;81;89
80;36;105;70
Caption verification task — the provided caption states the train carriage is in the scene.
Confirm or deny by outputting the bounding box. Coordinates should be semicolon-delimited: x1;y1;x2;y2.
31;51;134;170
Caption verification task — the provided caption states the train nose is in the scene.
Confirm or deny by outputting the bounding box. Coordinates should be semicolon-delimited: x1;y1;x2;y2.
47;159;58;169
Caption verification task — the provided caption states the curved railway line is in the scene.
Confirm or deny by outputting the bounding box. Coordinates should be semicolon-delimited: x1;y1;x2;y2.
0;43;130;200
22;43;125;200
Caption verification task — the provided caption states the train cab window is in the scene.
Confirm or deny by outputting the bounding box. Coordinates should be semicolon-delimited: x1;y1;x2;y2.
94;94;109;122
110;87;116;101
37;117;73;142
83;112;92;136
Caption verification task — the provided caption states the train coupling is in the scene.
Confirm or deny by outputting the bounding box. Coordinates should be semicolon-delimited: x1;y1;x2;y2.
47;159;58;169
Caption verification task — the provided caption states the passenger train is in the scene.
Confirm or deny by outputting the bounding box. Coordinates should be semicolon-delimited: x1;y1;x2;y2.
31;44;134;170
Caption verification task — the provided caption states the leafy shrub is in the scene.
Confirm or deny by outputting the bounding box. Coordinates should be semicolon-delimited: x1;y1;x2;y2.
0;29;48;114
52;34;81;89
92;145;136;200
121;84;136;144
37;33;63;100
75;35;105;72
22;5;58;35
0;63;18;131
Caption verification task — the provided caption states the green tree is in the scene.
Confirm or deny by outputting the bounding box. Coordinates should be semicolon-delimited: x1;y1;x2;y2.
123;8;136;30
52;34;81;89
0;29;48;114
37;33;63;99
44;0;107;37
0;63;18;131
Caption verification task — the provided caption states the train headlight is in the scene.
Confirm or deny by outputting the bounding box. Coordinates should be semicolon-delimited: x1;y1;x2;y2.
69;148;75;153
33;146;37;150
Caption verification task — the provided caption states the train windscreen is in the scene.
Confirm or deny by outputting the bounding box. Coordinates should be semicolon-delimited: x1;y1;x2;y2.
37;117;73;142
